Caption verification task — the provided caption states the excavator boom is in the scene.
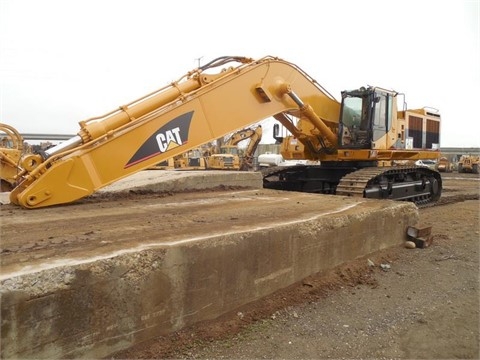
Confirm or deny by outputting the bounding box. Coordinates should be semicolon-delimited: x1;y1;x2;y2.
11;56;339;208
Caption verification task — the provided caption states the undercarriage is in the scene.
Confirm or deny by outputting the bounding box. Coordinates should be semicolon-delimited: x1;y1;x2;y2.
262;163;442;207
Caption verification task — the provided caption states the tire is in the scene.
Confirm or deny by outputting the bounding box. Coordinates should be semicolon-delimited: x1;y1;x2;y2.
473;164;479;174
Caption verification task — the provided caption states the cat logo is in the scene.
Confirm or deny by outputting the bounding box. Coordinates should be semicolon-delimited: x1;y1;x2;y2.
125;111;193;168
156;127;182;153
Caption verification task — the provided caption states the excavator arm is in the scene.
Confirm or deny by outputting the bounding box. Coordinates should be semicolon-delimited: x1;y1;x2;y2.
226;126;261;147
11;56;341;208
237;126;263;171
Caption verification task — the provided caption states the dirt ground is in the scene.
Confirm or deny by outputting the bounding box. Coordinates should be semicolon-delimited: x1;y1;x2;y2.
111;172;479;360
1;172;479;359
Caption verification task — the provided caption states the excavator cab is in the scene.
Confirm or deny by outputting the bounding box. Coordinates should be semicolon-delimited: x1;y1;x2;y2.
338;87;393;150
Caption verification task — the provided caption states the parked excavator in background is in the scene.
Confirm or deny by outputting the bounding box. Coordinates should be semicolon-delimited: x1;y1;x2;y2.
458;154;480;174
237;125;262;170
8;55;442;209
0;123;27;192
206;125;262;170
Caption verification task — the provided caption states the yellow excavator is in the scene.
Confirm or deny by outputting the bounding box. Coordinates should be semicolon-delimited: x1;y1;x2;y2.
237;125;262;171
0;123;26;192
9;56;442;209
206;125;262;170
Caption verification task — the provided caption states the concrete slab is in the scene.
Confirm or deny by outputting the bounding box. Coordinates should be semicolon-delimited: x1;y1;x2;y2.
0;172;418;359
98;169;263;193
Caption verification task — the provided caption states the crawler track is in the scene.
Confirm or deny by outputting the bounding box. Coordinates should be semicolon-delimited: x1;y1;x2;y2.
263;165;443;207
336;166;442;207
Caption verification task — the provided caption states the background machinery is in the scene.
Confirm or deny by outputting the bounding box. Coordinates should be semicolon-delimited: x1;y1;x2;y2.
174;148;207;170
238;125;262;170
457;155;480;174
9;56;442;209
436;156;453;173
206;125;262;170
0;123;27;191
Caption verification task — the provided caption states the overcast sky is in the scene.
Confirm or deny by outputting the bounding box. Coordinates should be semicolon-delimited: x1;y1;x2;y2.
1;0;479;147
